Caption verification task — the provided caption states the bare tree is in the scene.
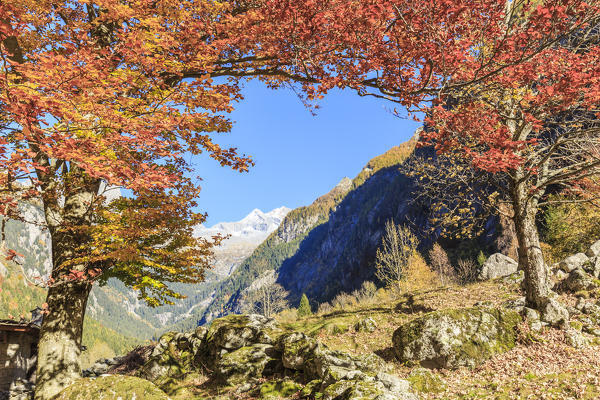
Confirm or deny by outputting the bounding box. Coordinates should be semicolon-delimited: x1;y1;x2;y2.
241;272;289;318
374;220;419;291
455;259;478;285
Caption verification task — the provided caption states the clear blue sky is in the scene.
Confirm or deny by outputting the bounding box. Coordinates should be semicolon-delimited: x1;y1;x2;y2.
192;80;421;225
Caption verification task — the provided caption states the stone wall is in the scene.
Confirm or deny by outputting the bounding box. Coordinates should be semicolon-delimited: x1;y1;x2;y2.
0;328;38;398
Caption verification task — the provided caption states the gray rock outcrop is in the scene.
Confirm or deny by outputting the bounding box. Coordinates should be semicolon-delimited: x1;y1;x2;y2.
559;253;589;273
586;240;600;258
477;254;518;281
540;298;570;327
355;317;378;333
556;268;599;293
83;357;122;378
583;256;600;278
215;343;280;386
565;329;590;348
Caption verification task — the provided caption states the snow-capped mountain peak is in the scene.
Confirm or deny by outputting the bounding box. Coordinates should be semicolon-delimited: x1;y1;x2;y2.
194;206;291;244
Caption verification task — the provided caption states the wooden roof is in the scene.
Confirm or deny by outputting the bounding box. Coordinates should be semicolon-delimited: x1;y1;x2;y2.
0;320;40;334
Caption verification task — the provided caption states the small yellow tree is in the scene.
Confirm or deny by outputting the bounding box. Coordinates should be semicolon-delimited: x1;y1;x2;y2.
398;253;440;293
374;220;419;292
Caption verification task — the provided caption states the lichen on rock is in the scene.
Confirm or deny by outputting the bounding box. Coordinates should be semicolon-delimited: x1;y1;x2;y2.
393;307;521;369
407;368;447;393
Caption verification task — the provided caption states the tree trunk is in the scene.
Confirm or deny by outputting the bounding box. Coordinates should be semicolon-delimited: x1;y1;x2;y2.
34;280;91;400
512;184;551;310
35;171;99;400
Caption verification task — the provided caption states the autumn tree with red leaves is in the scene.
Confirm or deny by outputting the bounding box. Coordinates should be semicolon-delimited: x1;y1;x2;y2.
233;0;600;321
413;1;600;318
245;0;600;318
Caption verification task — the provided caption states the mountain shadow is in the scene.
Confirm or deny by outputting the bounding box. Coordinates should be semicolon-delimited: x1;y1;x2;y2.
199;134;516;322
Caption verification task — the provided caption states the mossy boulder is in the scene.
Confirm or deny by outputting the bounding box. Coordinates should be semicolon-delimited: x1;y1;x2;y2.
300;379;323;398
138;329;205;387
54;375;169;400
317;351;388;384
277;332;417;399
278;332;387;380
322;375;417;400
583;257;600;278
355;317;377;333
215;343;282;386
278;332;324;371
559;253;589;273
393;307;521;369
565;329;590;348
138;314;283;389
477;253;518;281
323;380;383;400
557;268;599;293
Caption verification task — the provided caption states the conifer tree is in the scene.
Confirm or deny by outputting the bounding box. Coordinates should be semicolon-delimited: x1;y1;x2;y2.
297;294;312;318
477;251;487;268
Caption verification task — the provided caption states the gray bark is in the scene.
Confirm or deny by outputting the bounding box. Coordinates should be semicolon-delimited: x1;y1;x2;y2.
34;281;91;400
512;177;550;310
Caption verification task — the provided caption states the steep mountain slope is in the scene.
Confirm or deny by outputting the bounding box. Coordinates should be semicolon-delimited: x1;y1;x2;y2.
197;175;356;323
197;138;419;322
199;132;513;321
